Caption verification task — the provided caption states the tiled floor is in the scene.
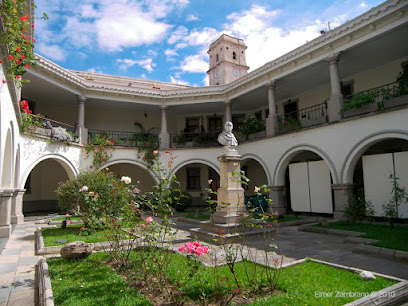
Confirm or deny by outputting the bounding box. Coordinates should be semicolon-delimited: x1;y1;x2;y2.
0;222;38;306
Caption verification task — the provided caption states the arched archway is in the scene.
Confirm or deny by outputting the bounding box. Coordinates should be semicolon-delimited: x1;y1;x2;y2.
241;156;269;196
22;156;77;214
174;161;220;208
342;132;408;218
274;145;337;215
101;160;158;192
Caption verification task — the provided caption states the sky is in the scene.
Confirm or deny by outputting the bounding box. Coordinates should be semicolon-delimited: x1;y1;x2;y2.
34;0;384;87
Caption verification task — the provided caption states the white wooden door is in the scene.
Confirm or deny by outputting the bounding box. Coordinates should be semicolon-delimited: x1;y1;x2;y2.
289;162;310;212
309;160;333;213
394;151;408;218
362;153;394;217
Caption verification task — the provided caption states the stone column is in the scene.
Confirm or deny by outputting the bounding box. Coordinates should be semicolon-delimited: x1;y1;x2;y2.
269;186;287;215
159;104;170;149
224;100;232;123
332;184;353;220
76;95;88;145
265;81;278;136
11;189;25;224
0;189;13;238
211;154;245;225
327;54;343;122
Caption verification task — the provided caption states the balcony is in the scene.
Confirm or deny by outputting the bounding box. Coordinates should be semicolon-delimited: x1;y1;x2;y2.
26;115;79;143
88;129;159;147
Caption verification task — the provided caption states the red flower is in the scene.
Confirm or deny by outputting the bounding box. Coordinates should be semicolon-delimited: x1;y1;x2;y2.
0;61;2;64
8;55;14;60
16;75;21;79
31;24;34;28
16;47;20;52
23;27;26;32
22;35;25;39
26;41;29;45
21;55;25;60
16;59;21;64
25;64;30;69
2;80;6;84
33;38;36;43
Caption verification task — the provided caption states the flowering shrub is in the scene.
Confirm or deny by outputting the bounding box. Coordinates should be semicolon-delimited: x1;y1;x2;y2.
178;241;209;256
276;116;301;133
84;134;115;167
19;100;43;134
133;134;159;166
57;169;140;229
239;115;265;136
0;0;48;85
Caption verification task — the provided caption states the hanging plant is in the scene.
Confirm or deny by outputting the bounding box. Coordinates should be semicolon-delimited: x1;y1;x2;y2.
0;0;48;86
84;134;116;167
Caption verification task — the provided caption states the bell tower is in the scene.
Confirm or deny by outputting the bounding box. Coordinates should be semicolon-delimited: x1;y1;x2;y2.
207;34;249;86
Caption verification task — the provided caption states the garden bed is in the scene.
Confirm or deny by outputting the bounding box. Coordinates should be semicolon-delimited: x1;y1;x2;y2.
45;252;405;305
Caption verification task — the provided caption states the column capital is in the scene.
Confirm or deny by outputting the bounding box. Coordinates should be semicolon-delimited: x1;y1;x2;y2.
0;189;14;197
77;95;87;103
266;80;276;89
326;53;340;64
224;99;231;105
161;103;168;110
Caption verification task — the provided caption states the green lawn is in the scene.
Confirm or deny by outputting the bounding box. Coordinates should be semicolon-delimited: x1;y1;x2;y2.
42;224;120;247
278;215;303;223
48;252;395;305
325;221;408;252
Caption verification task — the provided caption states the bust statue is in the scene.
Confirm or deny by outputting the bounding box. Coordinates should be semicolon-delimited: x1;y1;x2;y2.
218;121;238;147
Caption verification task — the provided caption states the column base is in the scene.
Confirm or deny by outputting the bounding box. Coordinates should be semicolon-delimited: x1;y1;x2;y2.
265;115;278;137
269;186;287;215
328;95;344;122
0;225;11;238
159;132;170;149
332;184;353;220
76;126;88;145
11;215;24;224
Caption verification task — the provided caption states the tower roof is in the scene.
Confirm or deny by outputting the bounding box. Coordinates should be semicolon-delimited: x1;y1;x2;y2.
208;34;247;53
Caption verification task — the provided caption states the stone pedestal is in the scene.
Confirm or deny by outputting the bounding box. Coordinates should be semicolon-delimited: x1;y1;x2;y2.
76;126;88;145
11;189;25;224
0;190;13;238
211;152;245;224
269;186;287;215
332;184;353;220
328;95;344;122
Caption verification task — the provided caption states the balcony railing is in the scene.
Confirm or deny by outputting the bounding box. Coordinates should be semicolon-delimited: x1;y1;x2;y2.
277;101;328;134
27;115;79;143
170;132;219;148
88;129;158;147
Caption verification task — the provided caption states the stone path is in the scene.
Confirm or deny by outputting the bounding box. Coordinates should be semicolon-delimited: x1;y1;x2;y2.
0;220;39;306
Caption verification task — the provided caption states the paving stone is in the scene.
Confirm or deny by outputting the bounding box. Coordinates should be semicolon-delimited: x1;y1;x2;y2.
12;274;35;291
18;256;38;266
7;289;35;306
20;250;34;257
0;273;15;287
15;265;35;277
0;264;17;274
0;287;11;304
0;249;21;256
0;255;19;264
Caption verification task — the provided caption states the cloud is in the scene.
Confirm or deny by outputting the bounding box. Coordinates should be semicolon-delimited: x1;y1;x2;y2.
117;58;156;72
87;67;103;74
164;49;179;61
359;2;368;9
179;53;208;73
36;43;66;61
63;17;95;48
169;75;190;85
186;14;198;22
168;26;188;44
202;75;209;86
184;27;221;46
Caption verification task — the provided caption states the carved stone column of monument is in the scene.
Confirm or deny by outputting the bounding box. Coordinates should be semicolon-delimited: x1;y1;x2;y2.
269;186;287;215
327;54;344;122
159;104;170;149
224;100;232;123
265;81;278;136
76;95;88;145
11;189;25;224
0;189;13;238
211;154;246;224
332;184;353;220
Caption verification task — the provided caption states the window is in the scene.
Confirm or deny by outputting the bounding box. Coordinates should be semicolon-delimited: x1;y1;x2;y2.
232;114;245;131
232;51;236;60
216;54;219;62
284;100;298;120
185;118;200;133
341;81;354;99
187;168;201;190
208;117;222;132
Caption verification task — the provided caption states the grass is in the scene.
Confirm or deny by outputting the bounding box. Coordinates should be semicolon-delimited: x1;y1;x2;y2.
48;251;396;305
42;224;121;247
323;221;408;252
51;216;82;222
184;214;303;222
278;215;303;223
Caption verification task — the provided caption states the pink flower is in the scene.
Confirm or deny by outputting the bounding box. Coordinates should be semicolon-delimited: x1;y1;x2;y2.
195;247;205;256
80;227;85;230
185;242;195;253
145;217;153;224
178;246;185;253
80;186;88;192
193;241;201;247
65;213;70;217
67;220;71;225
